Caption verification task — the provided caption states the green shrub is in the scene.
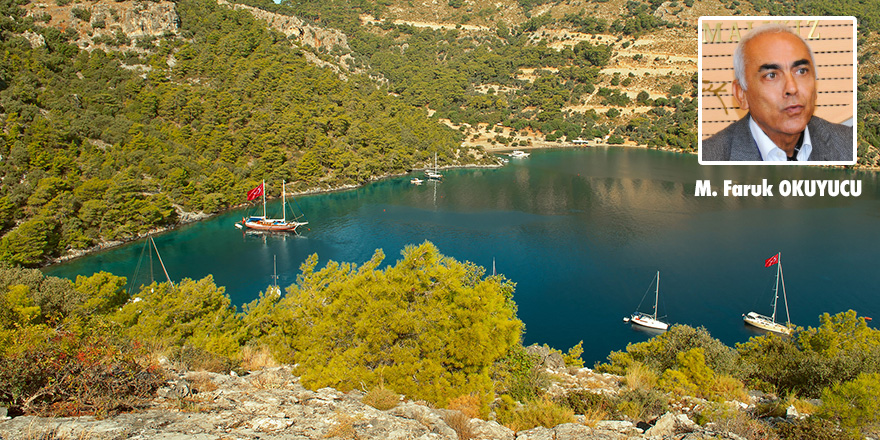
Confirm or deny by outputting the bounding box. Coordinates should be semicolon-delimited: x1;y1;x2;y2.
614;388;668;422
493;345;547;402
556;389;614;415
71;7;91;22
818;372;880;438
776;417;851;440
281;242;521;407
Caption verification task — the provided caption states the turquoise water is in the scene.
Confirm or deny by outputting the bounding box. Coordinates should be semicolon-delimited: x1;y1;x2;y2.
45;147;880;365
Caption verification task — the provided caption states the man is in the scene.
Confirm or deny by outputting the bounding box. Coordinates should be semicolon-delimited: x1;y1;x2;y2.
701;24;853;162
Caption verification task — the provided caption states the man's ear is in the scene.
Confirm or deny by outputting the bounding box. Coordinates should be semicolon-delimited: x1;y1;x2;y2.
732;80;749;111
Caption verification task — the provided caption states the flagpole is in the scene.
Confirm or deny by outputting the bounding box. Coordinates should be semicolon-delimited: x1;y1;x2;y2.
262;179;266;219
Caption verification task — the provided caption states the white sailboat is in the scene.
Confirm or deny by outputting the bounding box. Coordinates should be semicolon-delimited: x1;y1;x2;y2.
425;152;442;180
624;271;669;331
509;150;530;158
743;252;793;335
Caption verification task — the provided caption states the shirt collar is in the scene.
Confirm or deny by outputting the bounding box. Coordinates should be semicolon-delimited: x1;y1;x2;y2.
749;116;812;161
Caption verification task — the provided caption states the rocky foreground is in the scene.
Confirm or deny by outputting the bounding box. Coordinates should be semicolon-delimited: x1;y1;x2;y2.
0;360;787;440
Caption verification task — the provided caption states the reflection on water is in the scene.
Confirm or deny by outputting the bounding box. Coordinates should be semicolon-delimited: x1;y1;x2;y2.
45;147;880;364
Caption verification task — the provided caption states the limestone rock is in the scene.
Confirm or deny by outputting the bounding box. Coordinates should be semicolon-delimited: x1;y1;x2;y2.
471;419;514;440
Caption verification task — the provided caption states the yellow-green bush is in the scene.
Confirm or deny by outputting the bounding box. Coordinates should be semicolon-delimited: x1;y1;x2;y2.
497;396;575;432
269;242;521;407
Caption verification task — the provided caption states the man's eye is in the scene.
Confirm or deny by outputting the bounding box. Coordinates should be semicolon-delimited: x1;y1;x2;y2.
796;67;809;75
765;72;776;79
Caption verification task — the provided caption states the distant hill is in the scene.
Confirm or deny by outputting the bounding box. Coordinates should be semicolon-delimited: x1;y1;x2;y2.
1;0;879;266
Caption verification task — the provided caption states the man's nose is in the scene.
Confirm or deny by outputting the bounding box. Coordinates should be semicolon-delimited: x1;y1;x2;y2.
783;72;799;96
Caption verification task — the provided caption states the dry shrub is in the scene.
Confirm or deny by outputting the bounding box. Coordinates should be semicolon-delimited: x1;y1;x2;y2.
324;412;362;439
240;345;278;371
787;395;817;416
185;371;218;393
614;388;669;422
447;394;481;419
624;362;657;391
166;345;240;374
501;397;575;432
711;374;749;402
249;369;291;390
443;410;474;440
582;406;608;428
362;386;399;410
697;403;775;440
0;327;165;418
21;427;94;440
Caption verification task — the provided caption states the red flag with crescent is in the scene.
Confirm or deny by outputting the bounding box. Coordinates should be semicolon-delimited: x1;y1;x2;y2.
247;183;264;201
764;253;779;267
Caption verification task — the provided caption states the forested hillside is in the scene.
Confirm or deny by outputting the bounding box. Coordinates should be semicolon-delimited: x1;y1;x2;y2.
1;0;878;265
0;0;481;266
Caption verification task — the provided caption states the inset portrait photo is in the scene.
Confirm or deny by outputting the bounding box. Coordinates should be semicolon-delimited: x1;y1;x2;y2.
698;17;857;165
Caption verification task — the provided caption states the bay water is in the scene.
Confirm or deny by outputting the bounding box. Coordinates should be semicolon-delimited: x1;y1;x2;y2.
45;147;880;365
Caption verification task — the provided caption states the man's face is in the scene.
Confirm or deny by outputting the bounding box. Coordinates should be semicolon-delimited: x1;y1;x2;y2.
733;31;817;144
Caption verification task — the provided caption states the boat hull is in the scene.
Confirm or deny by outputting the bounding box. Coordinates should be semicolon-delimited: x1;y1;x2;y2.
743;312;792;335
630;313;669;331
242;218;307;232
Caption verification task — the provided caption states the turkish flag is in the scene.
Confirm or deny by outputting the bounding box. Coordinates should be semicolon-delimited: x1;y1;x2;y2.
247;183;264;201
764;253;779;267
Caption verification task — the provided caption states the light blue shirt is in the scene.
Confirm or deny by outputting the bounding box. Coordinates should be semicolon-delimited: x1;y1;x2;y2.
749;116;812;161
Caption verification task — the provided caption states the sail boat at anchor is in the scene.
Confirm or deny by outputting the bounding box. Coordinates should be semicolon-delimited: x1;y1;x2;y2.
743;252;793;335
623;271;669;331
425;152;442;180
237;180;308;233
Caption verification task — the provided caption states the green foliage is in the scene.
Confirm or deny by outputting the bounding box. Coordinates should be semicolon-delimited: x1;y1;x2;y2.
71;7;91;22
738;310;880;397
657;348;747;401
275;241;521;407
818;372;880;438
74;271;128;316
614;388;668;422
493;344;547;402
777;417;851;440
599;325;743;379
0;0;475;264
556;389;614;416
112;276;244;359
563;340;584;368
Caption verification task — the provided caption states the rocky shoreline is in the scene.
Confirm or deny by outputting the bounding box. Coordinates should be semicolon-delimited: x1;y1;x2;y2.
0;363;789;440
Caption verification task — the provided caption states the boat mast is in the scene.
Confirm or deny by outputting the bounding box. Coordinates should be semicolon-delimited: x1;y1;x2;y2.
150;236;174;289
779;253;791;326
262;179;267;219
772;252;780;323
282;180;286;223
653;271;660;320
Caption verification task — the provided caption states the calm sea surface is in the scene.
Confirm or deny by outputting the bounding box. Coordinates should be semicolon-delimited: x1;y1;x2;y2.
45;148;880;365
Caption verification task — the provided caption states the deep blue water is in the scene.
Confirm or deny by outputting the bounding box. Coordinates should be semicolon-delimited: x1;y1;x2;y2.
45;147;880;365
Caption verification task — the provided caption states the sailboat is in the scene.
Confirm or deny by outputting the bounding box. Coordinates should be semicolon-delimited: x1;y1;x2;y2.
425;152;442;180
237;180;308;233
623;271;669;331
743;252;793;335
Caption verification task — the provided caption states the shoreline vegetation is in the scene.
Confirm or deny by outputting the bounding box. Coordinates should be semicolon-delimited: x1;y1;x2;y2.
5;244;880;439
45;139;874;268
